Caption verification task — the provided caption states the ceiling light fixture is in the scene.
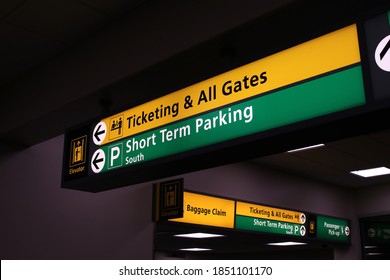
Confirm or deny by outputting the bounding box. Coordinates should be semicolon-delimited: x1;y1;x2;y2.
174;232;225;239
364;245;378;249
366;252;383;256
179;248;212;252
287;144;325;153
350;167;390;178
266;242;307;246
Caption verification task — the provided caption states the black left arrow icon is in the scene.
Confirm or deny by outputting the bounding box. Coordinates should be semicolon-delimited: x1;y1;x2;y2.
380;38;390;60
92;151;104;170
379;39;390;60
94;124;105;142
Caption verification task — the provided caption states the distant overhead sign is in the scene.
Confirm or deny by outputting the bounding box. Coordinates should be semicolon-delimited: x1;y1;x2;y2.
168;191;350;243
235;201;307;237
170;192;236;229
316;215;351;242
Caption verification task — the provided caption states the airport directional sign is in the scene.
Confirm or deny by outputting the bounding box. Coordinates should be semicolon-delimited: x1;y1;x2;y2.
167;191;351;243
169;192;236;229
95;24;363;146
235;201;307;237
62;24;366;191
235;216;307;237
316;215;351;242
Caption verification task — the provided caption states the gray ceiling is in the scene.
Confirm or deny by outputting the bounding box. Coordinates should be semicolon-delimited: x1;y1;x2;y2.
1;0;390;191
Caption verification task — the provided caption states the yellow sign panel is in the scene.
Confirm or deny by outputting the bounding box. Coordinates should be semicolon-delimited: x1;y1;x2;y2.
236;201;306;224
170;192;235;229
100;24;360;145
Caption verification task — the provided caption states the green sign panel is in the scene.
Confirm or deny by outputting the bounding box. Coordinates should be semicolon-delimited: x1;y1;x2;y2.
91;66;365;174
316;215;350;242
365;222;390;244
235;215;306;237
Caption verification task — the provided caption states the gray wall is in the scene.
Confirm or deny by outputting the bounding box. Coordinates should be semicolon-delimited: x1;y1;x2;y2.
0;135;153;259
1;134;390;259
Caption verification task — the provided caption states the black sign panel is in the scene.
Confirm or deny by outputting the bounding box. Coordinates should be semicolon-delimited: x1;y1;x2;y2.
360;215;390;259
153;178;184;221
365;10;390;100
62;125;90;182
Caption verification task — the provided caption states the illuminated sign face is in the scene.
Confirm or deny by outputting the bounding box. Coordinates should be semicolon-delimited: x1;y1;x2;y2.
236;202;306;224
316;215;350;242
62;24;366;190
89;25;364;174
235;202;307;237
97;24;363;145
168;192;350;243
170;192;235;229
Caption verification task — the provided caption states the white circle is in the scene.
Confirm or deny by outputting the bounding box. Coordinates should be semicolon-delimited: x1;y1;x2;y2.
300;225;306;236
375;34;390;72
91;149;105;173
300;213;306;224
92;121;107;146
345;226;350;237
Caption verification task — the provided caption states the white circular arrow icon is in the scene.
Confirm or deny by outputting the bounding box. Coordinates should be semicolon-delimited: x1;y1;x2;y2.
93;122;107;146
300;213;306;224
375;34;390;72
300;225;306;236
345;226;350;237
91;149;105;173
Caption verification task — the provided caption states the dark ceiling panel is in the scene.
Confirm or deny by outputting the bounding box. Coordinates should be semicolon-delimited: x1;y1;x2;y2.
77;0;149;16
328;135;390;166
0;21;65;66
0;0;142;88
0;59;26;86
5;0;111;44
252;129;390;188
289;147;369;172
0;0;24;18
